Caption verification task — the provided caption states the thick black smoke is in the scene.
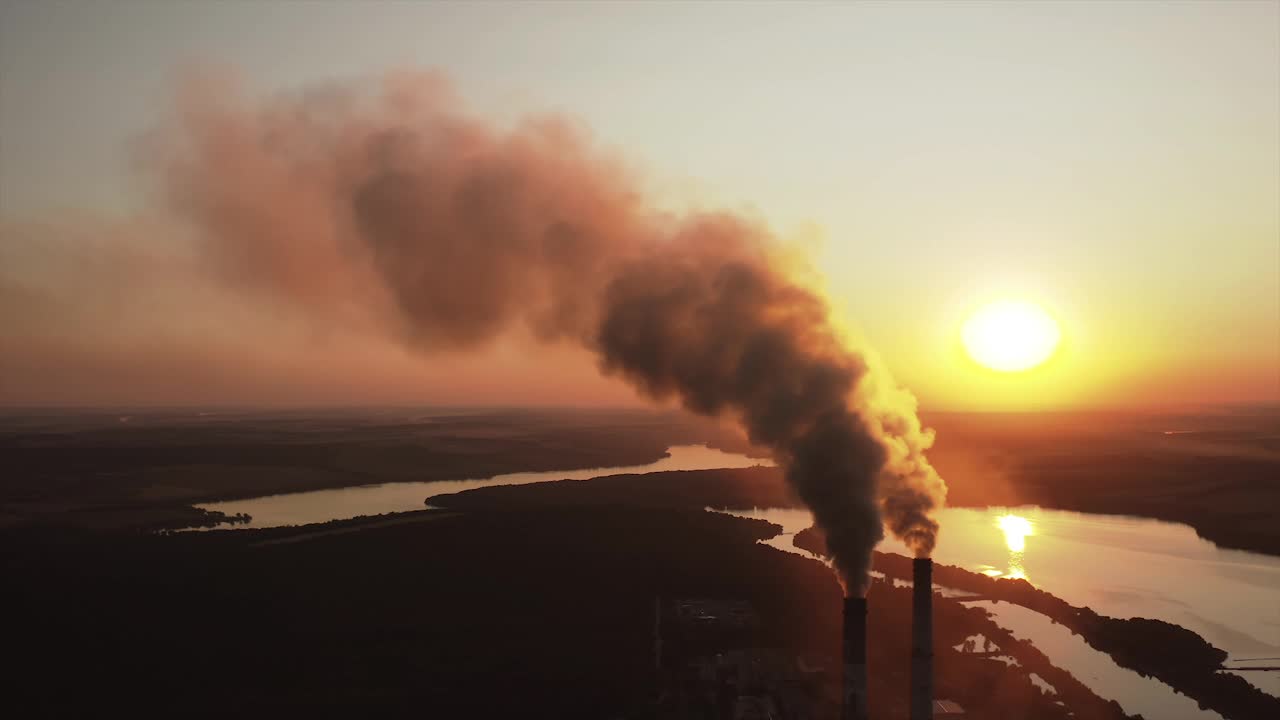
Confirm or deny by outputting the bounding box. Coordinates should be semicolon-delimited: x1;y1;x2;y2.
155;71;945;594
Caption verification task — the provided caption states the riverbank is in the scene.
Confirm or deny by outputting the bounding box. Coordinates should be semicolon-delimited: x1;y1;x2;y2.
0;407;760;531
6;408;1276;560
5;502;1128;718
926;409;1280;557
794;526;1279;720
3;407;1275;560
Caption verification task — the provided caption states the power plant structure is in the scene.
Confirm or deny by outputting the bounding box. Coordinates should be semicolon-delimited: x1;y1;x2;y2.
841;596;869;720
911;558;935;720
842;557;935;720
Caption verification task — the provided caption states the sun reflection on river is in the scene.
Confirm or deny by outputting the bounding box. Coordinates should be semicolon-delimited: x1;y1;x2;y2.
999;514;1034;552
996;513;1034;580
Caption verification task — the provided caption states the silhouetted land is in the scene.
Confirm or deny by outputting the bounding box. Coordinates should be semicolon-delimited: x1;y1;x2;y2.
2;407;1276;556
3;407;1277;717
925;407;1280;556
7;488;1123;719
428;472;1139;719
439;468;1277;719
0;407;759;531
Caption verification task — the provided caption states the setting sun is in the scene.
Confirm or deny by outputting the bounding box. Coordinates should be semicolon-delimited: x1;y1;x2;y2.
962;301;1061;372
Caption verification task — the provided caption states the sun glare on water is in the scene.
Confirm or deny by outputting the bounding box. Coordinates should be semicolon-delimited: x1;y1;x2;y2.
962;300;1061;372
998;513;1034;553
983;513;1035;581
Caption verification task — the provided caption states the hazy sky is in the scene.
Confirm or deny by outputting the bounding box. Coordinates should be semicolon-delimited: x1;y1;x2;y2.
1;0;1277;409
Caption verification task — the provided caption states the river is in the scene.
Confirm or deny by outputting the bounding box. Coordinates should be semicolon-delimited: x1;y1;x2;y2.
194;444;766;529
720;504;1280;705
196;445;1279;705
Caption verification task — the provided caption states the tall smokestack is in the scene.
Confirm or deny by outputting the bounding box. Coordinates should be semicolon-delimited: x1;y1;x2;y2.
911;558;934;720
842;596;868;720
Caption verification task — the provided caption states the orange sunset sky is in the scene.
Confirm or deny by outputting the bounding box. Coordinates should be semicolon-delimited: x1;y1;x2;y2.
1;2;1277;411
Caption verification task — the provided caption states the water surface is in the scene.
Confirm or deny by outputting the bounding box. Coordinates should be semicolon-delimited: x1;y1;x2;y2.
720;505;1280;698
196;444;768;529
198;448;1279;700
967;600;1224;719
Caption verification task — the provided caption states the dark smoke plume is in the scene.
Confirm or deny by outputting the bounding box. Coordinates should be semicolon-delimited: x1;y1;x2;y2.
152;71;946;593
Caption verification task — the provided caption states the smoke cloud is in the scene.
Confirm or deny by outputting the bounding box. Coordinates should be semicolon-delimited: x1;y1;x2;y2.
22;71;948;592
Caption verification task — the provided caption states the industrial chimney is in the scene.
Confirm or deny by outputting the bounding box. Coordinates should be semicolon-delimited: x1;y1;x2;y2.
842;596;869;720
910;558;934;720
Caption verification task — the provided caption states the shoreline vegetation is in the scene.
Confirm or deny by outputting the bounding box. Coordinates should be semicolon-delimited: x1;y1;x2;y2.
430;468;1276;719
3;408;1276;716
0;407;758;531
3;492;1125;718
3;408;1276;556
